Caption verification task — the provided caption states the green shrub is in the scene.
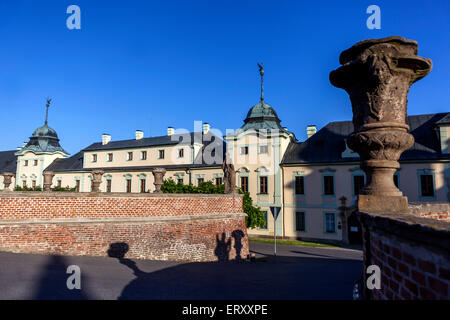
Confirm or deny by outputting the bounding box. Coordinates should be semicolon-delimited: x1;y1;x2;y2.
14;185;42;191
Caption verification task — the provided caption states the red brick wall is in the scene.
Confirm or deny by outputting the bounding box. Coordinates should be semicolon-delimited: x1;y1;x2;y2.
0;193;249;262
419;212;450;222
359;210;450;300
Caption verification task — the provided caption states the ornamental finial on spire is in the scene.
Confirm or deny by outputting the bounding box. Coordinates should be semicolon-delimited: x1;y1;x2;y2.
258;62;264;101
45;98;51;125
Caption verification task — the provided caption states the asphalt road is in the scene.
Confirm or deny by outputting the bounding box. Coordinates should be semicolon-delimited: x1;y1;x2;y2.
0;242;362;300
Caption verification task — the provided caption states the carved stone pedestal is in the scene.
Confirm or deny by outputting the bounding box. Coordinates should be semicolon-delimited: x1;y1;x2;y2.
91;170;104;193
1;172;14;191
330;36;432;213
43;171;55;192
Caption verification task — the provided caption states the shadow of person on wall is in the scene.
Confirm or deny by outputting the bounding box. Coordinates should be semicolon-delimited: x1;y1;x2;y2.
231;230;245;261
214;232;231;262
33;255;90;300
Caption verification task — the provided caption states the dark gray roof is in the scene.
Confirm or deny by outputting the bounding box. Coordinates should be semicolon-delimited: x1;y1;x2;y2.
46;132;226;172
0;150;18;173
82;132;218;151
18;124;68;155
281;113;450;165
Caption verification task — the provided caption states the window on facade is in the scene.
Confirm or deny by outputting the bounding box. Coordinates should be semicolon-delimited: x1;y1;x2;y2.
259;145;268;154
393;174;399;188
215;177;223;186
24;160;28;166
420;174;434;197
178;148;184;158
34;160;38;166
32;180;36;188
197;178;204;185
177;178;183;184
240;176;248;193
75;180;80;192
141;151;147;160
107;153;113;162
106;180;112;193
259;176;268;194
140;179;146;193
295;212;305;232
159;150;165;159
353;175;365;195
295;176;305;195
127;152;133;161
92;154;97;162
323;175;334;195
240;146;249;155
22;180;26;188
57;180;62;188
126;179;132;193
261;211;268;229
325;213;336;233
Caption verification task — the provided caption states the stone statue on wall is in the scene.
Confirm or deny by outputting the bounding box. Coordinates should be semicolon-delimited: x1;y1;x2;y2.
222;152;236;194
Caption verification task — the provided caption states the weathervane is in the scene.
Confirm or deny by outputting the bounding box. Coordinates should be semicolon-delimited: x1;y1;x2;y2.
258;62;264;101
45;98;51;125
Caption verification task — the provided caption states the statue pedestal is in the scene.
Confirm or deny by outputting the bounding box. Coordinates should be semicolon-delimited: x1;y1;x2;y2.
358;195;408;214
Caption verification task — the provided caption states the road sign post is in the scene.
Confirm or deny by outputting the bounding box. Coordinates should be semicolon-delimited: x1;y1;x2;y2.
269;206;281;258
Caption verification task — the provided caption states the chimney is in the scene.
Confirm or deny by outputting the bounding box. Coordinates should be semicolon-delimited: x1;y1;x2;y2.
203;123;210;135
135;130;144;140
167;127;175;136
306;125;317;139
102;134;111;145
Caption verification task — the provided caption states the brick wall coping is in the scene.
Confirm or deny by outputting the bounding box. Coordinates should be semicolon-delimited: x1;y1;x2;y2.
408;202;450;215
0;191;243;199
357;210;450;252
0;212;246;225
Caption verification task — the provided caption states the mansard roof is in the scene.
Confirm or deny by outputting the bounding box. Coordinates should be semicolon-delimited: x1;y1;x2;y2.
17;123;68;155
281;113;450;165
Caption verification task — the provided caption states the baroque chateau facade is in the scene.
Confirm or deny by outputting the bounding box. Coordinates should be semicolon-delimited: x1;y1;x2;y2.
1;74;449;243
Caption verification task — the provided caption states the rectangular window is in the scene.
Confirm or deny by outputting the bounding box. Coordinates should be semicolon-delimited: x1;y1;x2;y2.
323;176;334;195
107;153;113;162
127;152;133;161
261;211;268;229
177;178;183;184
325;213;336;233
240;176;248;193
24;160;28;166
259;145;268;154
393;174;399;188
215;177;223;186
420;174;434;197
141;151;147;160
178;148;184;158
197;178;204;185
353;175;365;195
140;179;146;193
159;150;165;159
126;179;132;193
92;154;97;162
106;180;112;193
34;160;38;166
22;180;26;188
295;176;305;195
57;180;62;188
259;176;268;194
75;180;80;192
295;212;305;231
240;146;249;155
32;180;36;188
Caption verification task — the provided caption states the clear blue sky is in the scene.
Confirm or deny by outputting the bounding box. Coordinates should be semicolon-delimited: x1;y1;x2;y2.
0;0;449;154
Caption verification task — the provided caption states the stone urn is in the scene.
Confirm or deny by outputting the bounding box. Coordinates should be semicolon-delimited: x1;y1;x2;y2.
330;36;432;213
152;168;166;193
1;172;14;191
91;170;104;193
42;171;55;192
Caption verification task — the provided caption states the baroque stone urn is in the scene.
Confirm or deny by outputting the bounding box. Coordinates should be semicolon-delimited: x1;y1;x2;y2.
1;172;14;191
91;170;104;193
42;171;55;192
330;36;432;213
152;168;166;193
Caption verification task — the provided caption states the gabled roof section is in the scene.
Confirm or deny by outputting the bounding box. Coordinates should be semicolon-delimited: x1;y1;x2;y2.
281;113;450;165
0;150;17;173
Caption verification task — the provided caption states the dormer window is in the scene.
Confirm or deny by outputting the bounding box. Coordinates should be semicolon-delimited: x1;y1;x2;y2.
24;160;28;166
127;152;133;161
91;154;97;163
34;160;38;166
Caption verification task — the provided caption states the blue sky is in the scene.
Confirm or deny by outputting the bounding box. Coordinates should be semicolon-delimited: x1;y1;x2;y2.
0;0;449;154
